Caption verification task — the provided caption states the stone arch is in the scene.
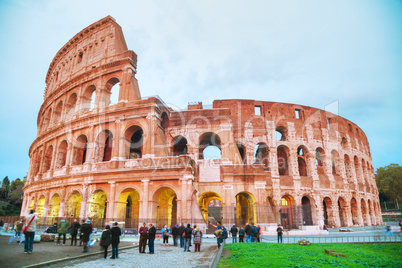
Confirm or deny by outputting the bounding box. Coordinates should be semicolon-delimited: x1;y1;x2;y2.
361;159;368;183
361;198;369;226
65;92;78;119
338;197;347;227
350;197;359;225
42;108;52;130
354;156;362;183
104;77;120;106
72;135;88;165
160;112;170;130
67;190;82;218
81;85;96;113
173;135;188;156
199;132;222;160
48;193;61;220
32;149;43;176
43;145;53;172
198;192;223;228
331;150;340;174
254;142;269;169
341;137;348;150
117;188;140;228
344;154;354;184
36;195;46;219
124;125;143;159
297;145;309;176
237;143;247;164
152;187;177;228
88;189;107;220
323;197;334;227
28;197;35;212
301;196;313;225
275;125;287;141
53;101;63;124
315;147;326;175
95;130;113;162
55;140;68;169
280;195;295;229
235;192;256;227
277;145;290;175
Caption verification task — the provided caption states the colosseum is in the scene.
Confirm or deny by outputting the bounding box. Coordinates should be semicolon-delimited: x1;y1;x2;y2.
21;16;382;234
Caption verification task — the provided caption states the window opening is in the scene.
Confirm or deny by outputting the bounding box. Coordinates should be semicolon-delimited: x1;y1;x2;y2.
254;106;261;116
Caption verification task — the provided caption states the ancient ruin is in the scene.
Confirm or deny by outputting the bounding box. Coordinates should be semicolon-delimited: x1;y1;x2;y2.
21;16;382;233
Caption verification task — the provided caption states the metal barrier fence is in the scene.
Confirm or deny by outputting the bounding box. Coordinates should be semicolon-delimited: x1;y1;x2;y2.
260;234;402;244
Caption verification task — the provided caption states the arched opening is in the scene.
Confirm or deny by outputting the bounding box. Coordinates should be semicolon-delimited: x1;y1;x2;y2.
198;192;223;229
331;150;339;174
323;197;333;227
105;78;120;106
235;192;256;227
117;188;140;229
315;147;326;175
43;146;53;172
65;93;77;119
28;198;34;212
161;112;170;130
173;136;188;156
88;190;107;226
350;197;358;225
72;135;88;165
254;143;269;169
36;195;46;220
344;154;354;184
341;137;348;150
81;85;96;113
354;156;362;183
361;199;369;226
338;197;347;227
53;101;63;124
280;195;295;229
301;196;313;225
297;146;308;176
67;191;81;218
48;194;61;220
95;130;113;162
277;145;289;175
33;150;43;176
275;126;287;141
237;144;246;164
199;132;221;159
361;159;367;182
124;126;143;159
42;108;52;130
152;187;177;229
55;141;68;169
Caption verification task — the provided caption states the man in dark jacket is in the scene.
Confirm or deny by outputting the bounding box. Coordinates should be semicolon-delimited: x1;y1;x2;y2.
219;226;228;247
183;224;192;252
251;223;259;242
230;224;238;243
110;222;122;259
70;218;81;246
238;227;245;242
147;223;156;254
80;219;92;253
138;222;148;253
172;224;179;246
178;223;185;248
245;223;252;242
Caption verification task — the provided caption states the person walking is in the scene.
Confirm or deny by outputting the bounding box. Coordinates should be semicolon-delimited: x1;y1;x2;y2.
193;226;203;252
100;225;111;260
56;218;69;245
178;223;185;248
245;223;252;243
110;222;121;259
80;219;92;252
23;209;38;254
172;224;179;246
238;227;245;242
9;218;23;244
161;225;170;246
277;224;283;243
184;223;192;252
147;223;156;254
70;218;81;246
230;224;238;243
138;222;148;253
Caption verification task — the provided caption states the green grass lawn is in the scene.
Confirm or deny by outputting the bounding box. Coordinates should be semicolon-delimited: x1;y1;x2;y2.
218;243;402;268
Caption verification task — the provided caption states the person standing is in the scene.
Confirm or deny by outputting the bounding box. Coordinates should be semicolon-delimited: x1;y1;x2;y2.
172;224;179;246
24;209;38;254
193;226;203;252
219;226;228;247
110;222;121;259
100;225;111;260
214;221;223;248
161;225;170;246
178;223;185;248
56;218;69;245
238;227;245;242
138;222;148;253
10;218;23;244
230;224;238;243
147;223;156;254
184;224;192;252
70;218;81;246
80;219;92;253
277;224;283;243
245;223;252;243
257;225;262;242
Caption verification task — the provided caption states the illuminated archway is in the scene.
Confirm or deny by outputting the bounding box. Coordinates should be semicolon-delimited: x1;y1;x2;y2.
49;194;61;218
67;191;82;218
88;190;107;220
235;192;256;227
198;192;223;228
28;197;34;212
280;195;295;229
36;195;46;219
117;188;140;228
152;187;177;228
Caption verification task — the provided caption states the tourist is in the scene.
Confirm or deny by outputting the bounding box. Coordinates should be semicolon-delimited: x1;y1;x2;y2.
24;209;38;254
257;224;262;242
161;224;170;246
56;217;69;246
277;224;283;243
245;223;252;242
178;223;185;247
172;224;179;246
80;219;92;253
193;226;203;252
100;225;111;260
238;227;245;242
183;223;192;252
251;223;259;242
230;224;238;243
52;221;58;234
70;218;81;246
386;225;392;236
139;222;148;253
147;223;156;254
9;218;23;244
79;219;85;246
213;221;223;248
219;226;228;247
111;222;121;259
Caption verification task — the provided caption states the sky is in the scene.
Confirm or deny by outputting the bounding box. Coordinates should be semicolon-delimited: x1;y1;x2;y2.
0;0;401;181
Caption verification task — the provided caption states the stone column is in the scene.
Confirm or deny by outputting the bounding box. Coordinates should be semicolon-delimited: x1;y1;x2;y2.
140;179;150;222
313;195;324;227
355;198;364;226
59;187;66;217
107;182;116;219
180;177;188;222
79;184;88;219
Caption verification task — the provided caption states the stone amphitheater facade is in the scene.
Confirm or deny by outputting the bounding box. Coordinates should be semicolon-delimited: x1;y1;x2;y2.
21;16;382;232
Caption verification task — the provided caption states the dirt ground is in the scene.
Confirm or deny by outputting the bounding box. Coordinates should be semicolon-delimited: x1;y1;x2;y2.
0;235;134;268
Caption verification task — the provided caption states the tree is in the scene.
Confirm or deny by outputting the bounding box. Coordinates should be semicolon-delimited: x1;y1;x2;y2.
1;176;10;201
375;163;402;202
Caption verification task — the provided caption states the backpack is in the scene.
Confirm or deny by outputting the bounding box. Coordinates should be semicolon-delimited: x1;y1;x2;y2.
214;229;222;238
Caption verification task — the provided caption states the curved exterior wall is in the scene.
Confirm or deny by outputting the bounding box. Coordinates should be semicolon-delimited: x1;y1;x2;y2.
22;16;382;230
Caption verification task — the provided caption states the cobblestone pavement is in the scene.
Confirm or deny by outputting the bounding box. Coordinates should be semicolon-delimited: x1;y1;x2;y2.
64;241;217;268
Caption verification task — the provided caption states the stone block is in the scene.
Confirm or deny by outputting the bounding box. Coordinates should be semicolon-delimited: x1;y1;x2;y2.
41;233;55;242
